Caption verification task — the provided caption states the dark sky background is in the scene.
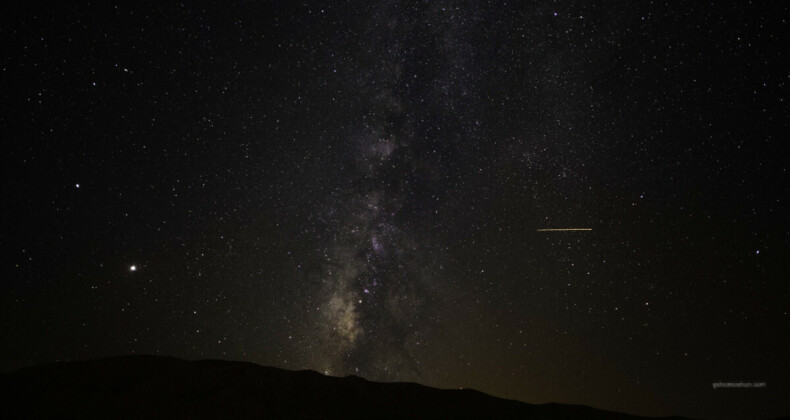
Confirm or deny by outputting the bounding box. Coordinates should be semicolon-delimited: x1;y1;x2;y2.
2;1;789;418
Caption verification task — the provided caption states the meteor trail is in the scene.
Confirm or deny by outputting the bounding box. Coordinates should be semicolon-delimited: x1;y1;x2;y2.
537;228;592;231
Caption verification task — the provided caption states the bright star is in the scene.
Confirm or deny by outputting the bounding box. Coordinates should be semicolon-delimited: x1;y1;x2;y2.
129;265;137;271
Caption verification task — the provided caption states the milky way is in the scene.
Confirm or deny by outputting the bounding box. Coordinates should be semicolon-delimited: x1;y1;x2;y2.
295;2;488;378
310;4;442;376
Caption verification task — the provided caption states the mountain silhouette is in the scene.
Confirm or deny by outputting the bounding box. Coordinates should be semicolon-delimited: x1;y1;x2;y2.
1;355;693;419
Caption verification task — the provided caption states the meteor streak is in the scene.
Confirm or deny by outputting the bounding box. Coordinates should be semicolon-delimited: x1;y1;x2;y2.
537;228;592;231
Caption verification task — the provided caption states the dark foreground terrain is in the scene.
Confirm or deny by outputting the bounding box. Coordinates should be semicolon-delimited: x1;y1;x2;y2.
1;355;690;419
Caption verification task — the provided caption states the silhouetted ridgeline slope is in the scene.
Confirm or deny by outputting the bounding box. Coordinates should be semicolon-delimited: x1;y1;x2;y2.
1;355;691;419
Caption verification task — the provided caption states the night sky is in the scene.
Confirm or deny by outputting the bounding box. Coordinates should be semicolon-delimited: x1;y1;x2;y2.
2;1;789;418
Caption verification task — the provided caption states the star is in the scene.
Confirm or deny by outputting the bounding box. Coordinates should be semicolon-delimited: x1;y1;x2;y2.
129;265;137;272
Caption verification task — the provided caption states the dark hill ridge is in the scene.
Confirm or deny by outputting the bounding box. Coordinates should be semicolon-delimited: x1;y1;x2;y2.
0;355;688;419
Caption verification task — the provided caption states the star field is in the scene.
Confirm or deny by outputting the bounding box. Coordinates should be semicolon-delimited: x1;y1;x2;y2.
2;2;789;419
